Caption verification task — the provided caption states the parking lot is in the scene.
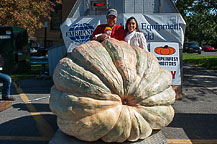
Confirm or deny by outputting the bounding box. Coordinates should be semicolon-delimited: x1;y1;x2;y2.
0;63;217;144
0;79;55;144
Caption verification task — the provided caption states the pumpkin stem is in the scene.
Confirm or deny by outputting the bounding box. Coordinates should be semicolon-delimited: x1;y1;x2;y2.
121;96;136;106
164;45;169;48
122;99;128;105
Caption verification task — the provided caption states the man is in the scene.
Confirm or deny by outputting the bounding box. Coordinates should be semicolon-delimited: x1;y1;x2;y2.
0;55;15;101
91;9;125;42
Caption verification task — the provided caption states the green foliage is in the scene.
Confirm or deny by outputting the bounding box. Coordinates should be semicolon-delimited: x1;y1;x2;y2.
175;0;217;47
0;0;62;36
183;53;217;70
11;64;49;79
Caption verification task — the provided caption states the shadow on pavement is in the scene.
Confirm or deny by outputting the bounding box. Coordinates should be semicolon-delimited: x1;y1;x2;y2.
181;86;216;102
0;114;57;137
168;113;217;141
1;78;53;96
183;63;217;90
182;63;217;102
12;103;51;113
14;79;53;94
162;63;217;142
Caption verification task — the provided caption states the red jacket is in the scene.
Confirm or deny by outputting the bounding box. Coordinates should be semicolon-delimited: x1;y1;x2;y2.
91;24;125;41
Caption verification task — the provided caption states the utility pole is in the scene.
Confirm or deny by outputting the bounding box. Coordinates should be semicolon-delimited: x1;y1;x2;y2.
44;21;48;50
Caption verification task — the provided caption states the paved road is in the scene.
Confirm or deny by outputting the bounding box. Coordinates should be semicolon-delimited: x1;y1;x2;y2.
0;79;55;144
162;63;217;144
0;63;217;144
201;51;217;56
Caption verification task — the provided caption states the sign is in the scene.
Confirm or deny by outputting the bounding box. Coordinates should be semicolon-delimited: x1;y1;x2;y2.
44;21;48;28
65;23;94;52
0;35;11;39
150;42;181;85
6;30;11;35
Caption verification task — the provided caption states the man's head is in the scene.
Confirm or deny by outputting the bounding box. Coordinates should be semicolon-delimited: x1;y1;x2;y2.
106;9;118;27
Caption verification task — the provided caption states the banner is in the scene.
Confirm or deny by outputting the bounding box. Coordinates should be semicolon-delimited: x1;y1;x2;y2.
150;42;181;85
61;13;185;52
60;13;185;85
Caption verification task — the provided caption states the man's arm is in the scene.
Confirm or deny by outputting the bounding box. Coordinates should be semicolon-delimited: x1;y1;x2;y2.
117;26;125;41
91;25;109;42
91;26;100;40
91;25;104;40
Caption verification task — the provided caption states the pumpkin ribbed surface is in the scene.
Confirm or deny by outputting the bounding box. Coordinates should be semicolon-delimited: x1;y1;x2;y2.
49;38;175;143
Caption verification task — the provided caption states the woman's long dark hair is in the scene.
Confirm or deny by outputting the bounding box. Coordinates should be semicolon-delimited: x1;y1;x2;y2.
125;17;140;34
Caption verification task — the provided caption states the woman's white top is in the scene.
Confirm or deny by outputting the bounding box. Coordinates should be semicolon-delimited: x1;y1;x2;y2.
125;31;148;52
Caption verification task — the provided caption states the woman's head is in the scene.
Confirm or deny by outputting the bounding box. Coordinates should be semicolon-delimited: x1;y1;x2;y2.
125;17;139;33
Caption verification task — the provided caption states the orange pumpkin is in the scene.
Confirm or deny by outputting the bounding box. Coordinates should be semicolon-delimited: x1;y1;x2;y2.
50;39;175;143
154;45;176;55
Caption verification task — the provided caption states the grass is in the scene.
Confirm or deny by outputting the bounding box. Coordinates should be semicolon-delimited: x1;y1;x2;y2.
183;53;217;70
11;64;49;79
9;53;217;78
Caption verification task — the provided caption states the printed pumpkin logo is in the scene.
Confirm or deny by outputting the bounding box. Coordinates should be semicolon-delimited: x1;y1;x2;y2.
154;45;176;55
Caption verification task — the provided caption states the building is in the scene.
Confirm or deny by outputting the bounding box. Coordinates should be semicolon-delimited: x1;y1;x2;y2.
33;0;76;48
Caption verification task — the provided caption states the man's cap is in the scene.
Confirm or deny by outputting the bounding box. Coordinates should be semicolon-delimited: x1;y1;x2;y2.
104;27;112;32
106;9;117;17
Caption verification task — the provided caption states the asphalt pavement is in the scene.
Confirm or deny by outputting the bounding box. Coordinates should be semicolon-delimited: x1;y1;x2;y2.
0;63;217;144
201;51;217;57
162;63;217;144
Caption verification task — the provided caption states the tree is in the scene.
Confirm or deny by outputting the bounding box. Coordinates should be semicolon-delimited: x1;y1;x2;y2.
174;0;217;46
0;0;62;36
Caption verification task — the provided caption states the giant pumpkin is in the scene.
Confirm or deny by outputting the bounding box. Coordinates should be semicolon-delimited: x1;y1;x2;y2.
49;38;175;143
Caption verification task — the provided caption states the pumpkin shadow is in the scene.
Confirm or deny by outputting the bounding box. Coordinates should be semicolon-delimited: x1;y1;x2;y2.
167;113;217;142
50;129;167;144
12;103;51;113
0;114;57;144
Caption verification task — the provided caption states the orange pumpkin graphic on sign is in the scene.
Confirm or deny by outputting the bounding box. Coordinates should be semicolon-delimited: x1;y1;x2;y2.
154;45;176;55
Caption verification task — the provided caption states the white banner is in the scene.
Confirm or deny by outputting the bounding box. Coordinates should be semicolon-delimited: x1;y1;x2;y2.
61;13;185;52
60;13;185;85
150;42;181;85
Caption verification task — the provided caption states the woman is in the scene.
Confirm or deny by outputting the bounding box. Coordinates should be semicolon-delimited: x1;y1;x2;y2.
125;17;148;51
